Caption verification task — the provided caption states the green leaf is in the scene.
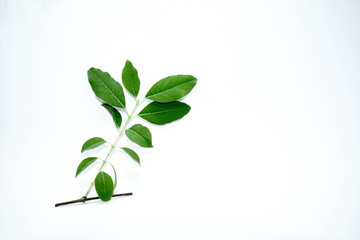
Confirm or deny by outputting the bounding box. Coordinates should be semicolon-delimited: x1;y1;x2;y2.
109;163;117;189
88;67;126;109
75;157;98;177
121;147;140;165
145;75;197;102
138;101;191;125
81;137;106;153
102;103;122;129
122;60;140;98
95;171;114;201
125;124;153;148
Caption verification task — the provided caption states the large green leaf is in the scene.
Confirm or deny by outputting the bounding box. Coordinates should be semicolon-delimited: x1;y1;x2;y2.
95;171;114;201
125;124;153;148
138;101;191;125
75;157;98;177
88;67;126;108
122;60;140;98
121;147;140;165
81;137;106;153
102;103;122;129
145;75;197;102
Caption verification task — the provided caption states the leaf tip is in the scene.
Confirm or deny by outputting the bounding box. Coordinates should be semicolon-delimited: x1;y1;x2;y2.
87;67;96;75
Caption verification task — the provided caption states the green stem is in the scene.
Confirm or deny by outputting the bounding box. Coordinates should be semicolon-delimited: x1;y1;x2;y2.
84;99;144;198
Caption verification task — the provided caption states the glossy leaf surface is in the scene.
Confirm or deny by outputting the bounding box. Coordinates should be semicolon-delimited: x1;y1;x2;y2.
121;147;140;165
75;157;98;177
125;124;153;148
145;75;197;102
122;60;140;98
102;103;122;129
138;101;191;125
88;67;126;108
95;171;114;201
81;137;106;153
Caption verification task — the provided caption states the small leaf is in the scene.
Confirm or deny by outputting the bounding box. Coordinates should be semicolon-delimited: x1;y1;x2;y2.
138;101;191;125
145;75;197;102
121;147;140;165
122;60;140;98
75;157;98;177
125;124;153;148
81;137;106;153
95;171;114;201
109;163;117;189
88;67;126;108
102;103;122;129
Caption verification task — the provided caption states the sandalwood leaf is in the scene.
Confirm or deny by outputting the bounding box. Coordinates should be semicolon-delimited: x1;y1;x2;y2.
95;171;114;201
75;157;98;177
145;75;197;102
102;103;122;129
88;67;126;108
109;163;117;189
122;60;140;98
138;101;191;125
125;124;153;148
121;147;140;165
81;137;106;153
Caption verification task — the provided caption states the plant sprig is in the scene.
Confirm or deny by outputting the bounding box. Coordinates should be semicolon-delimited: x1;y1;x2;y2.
55;60;197;206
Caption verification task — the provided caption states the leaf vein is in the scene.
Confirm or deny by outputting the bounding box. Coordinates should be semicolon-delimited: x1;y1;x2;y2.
127;70;135;96
128;129;150;144
139;108;189;116
147;80;194;98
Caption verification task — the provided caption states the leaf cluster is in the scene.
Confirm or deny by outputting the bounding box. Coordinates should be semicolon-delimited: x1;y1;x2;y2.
75;60;197;201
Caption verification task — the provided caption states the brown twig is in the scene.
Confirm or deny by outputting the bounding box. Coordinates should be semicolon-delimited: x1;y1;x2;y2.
55;192;133;207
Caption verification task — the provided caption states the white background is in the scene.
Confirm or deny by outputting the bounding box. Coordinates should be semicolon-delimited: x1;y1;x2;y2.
1;0;360;239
